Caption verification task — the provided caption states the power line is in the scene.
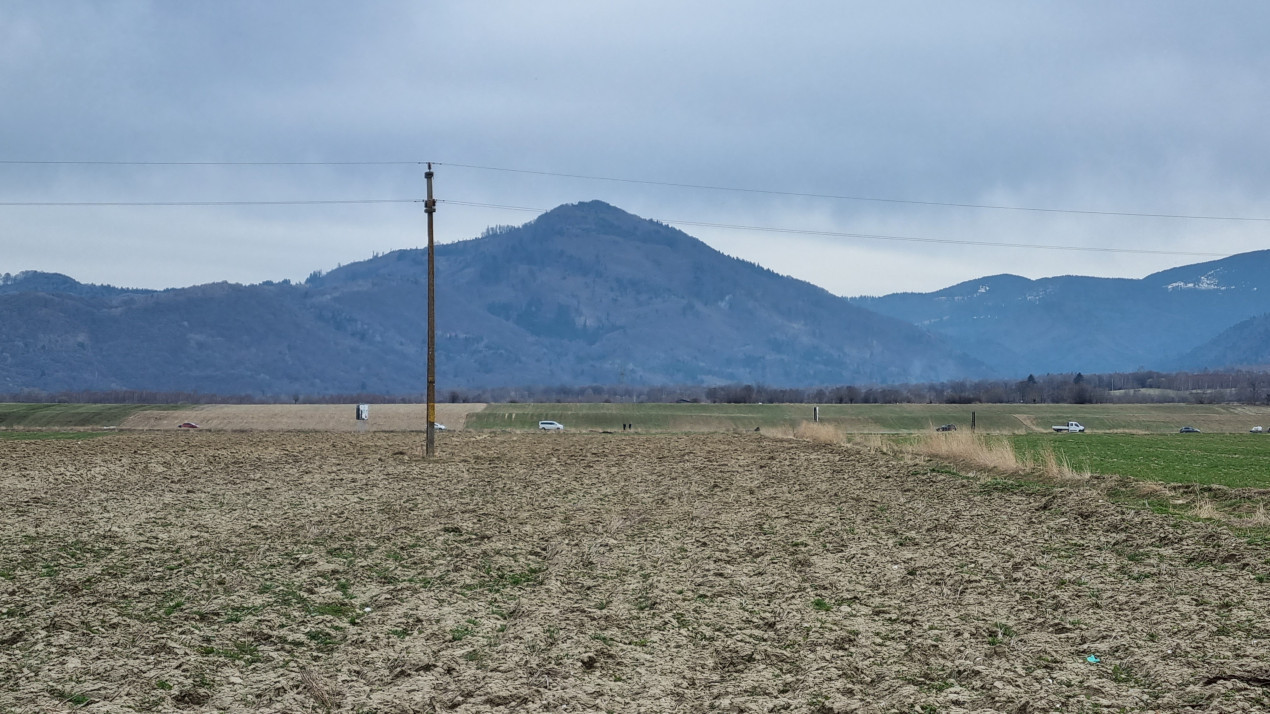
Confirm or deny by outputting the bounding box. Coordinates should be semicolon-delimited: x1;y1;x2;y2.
437;162;1270;223
440;200;1230;258
0;160;421;166
0;199;418;206
0;192;1235;258
4;157;1268;222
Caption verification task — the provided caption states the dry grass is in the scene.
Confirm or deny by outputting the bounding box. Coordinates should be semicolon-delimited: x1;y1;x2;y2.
1238;502;1270;527
1190;498;1222;520
1131;480;1172;498
846;433;900;455
792;420;844;444
903;430;1100;484
909;430;1023;473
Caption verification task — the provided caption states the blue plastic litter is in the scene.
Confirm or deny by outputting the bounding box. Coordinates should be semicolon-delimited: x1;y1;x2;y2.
1086;655;1100;663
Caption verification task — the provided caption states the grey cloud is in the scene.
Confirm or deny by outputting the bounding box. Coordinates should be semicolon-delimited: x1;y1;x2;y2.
2;1;1269;295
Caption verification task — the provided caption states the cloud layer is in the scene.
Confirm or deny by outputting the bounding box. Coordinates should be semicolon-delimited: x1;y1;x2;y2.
3;1;1269;296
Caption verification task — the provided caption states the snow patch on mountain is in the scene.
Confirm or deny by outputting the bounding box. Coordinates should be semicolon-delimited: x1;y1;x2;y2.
1167;270;1228;292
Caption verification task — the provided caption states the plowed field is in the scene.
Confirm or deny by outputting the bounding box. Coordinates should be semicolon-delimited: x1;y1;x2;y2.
2;432;1268;712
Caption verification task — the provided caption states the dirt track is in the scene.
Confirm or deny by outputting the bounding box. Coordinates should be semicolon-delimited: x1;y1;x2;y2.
119;403;486;431
2;432;1268;712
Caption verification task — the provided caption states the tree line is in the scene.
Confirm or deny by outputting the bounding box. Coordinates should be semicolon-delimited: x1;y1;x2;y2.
3;369;1268;405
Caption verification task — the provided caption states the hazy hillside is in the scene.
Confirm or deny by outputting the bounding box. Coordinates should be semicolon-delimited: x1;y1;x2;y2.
307;201;987;388
851;251;1270;375
9;202;1268;396
1179;313;1270;370
0;201;986;395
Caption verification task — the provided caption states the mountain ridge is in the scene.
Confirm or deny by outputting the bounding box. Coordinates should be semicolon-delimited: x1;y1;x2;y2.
850;250;1270;375
5;202;1269;394
1;201;987;394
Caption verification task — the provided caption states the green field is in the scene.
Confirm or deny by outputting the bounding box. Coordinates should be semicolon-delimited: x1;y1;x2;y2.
466;402;1270;491
469;402;1270;435
1010;433;1270;489
0;403;180;429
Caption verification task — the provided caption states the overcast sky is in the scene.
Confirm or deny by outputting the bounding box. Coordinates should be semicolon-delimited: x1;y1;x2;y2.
3;1;1269;297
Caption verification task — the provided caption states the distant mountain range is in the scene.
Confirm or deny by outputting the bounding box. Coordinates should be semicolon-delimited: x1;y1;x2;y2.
2;201;1268;396
849;251;1270;375
0;202;983;394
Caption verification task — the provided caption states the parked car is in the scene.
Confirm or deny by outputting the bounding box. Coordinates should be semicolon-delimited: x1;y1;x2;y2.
178;422;200;429
432;423;447;431
1251;426;1264;433
538;420;564;431
935;424;957;432
1179;426;1200;433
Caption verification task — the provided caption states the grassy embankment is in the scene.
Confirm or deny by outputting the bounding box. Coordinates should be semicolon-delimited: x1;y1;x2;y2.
0;403;181;439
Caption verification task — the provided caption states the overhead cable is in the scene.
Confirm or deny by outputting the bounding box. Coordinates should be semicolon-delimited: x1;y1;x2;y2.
0;160;420;166
3;157;1268;222
437;162;1270;223
0;199;418;206
440;200;1230;258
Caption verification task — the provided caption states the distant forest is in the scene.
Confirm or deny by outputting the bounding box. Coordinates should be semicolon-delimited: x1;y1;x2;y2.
4;369;1269;406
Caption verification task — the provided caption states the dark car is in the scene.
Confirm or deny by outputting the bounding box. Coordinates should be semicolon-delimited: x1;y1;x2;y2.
1179;426;1200;433
935;424;957;432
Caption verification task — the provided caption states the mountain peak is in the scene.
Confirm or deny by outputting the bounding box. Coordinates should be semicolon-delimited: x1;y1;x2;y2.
0;270;150;298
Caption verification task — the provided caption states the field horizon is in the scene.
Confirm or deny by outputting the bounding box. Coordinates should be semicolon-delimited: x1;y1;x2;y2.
5;401;1270;435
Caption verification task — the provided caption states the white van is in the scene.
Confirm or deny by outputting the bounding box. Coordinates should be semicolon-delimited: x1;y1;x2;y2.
538;420;564;431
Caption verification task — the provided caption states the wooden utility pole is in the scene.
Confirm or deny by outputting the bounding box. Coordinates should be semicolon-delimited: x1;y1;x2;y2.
425;163;437;457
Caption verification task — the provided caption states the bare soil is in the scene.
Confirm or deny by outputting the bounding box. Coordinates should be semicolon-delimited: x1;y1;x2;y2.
119;404;487;432
1;432;1268;712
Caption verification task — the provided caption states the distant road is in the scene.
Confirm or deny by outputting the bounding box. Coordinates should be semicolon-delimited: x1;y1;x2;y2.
120;403;486;431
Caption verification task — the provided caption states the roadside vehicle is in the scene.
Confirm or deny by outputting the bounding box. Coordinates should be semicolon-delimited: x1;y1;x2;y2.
935;424;957;431
1179;426;1200;433
538;420;565;431
1251;426;1264;433
1052;421;1086;433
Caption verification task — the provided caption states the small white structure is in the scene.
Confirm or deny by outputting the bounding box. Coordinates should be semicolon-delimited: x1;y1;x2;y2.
356;404;370;421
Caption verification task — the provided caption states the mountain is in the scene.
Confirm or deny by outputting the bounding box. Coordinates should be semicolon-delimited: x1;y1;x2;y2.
0;201;986;395
0;271;151;299
1178;313;1270;370
850;251;1270;375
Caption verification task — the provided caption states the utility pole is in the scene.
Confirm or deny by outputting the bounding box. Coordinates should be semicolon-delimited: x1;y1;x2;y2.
425;163;437;457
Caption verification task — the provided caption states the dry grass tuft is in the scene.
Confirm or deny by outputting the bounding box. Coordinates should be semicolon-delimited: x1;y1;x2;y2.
1035;446;1065;480
1132;481;1172;498
793;421;844;445
1238;502;1270;527
1025;444;1095;483
910;430;1022;472
849;433;899;455
1191;498;1222;520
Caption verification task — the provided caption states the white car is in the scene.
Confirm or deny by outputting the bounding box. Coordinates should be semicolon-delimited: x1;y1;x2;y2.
538;420;564;431
432;423;447;431
1251;426;1263;433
